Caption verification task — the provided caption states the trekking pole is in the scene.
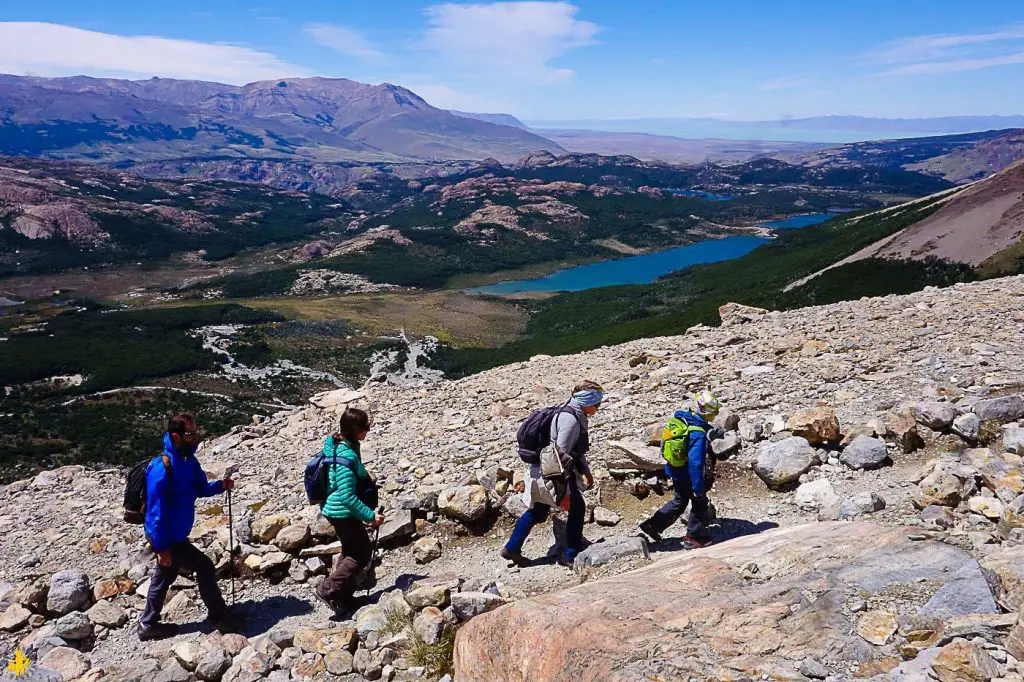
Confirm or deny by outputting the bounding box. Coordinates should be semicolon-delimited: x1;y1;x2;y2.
227;487;236;606
364;526;381;598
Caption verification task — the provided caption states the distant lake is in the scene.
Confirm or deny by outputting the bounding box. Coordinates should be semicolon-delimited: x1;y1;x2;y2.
469;213;834;296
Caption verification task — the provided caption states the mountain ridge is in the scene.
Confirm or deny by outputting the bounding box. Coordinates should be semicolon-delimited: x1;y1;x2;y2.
0;74;563;163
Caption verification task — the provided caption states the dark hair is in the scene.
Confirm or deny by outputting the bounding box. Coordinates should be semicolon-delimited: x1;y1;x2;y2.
573;380;603;394
336;407;371;445
168;412;196;435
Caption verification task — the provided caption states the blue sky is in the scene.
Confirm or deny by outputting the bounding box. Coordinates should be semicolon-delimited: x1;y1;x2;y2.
0;0;1022;121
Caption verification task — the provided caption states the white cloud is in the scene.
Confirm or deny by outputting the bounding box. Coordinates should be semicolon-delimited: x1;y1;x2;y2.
0;22;309;84
403;82;509;112
882;51;1024;76
422;1;599;84
758;75;812;92
304;23;383;60
867;24;1024;65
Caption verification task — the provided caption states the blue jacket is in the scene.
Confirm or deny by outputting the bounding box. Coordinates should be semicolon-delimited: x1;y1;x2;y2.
665;410;710;496
145;433;224;552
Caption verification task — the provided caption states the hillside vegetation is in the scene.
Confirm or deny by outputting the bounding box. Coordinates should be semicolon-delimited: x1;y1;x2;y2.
436;194;978;376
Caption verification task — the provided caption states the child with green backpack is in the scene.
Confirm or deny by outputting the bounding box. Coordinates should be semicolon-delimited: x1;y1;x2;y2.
638;390;720;549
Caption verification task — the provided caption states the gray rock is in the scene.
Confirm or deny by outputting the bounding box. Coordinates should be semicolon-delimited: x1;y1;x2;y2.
593;506;621;527
196;646;232;681
920;504;956;529
54;610;93;640
797;658;828;679
47;569;90;616
38;647;90;681
974;395;1024;424
917;558;999;619
738;419;765;443
413;607;445;645
711;432;741;458
155;659;191;682
450;592;507;621
953;412;982;441
273;523;311;553
838;492;886;520
87;600;127;629
911;402;957;430
754;437;818;489
413;536;442;564
1004;425;1024;455
606;440;665;472
840;436;890;470
397;486;443;512
437;485;489;522
573;536;649;571
378;510;416;545
794;479;839;511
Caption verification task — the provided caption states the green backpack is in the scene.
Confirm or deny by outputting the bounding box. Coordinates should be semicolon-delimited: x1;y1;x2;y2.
661;416;706;467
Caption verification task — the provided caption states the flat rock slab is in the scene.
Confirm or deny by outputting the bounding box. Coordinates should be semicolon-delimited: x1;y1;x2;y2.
573;536;648;571
454;521;999;682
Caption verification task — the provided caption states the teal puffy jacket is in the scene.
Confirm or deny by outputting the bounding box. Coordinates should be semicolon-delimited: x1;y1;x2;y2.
321;436;375;523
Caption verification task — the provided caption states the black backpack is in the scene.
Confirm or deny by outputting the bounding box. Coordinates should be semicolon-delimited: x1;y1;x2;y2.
123;455;171;524
516;402;575;464
304;450;379;509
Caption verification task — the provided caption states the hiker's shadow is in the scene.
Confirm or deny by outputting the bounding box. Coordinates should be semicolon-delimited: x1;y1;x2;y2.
179;595;314;637
650;518;779;554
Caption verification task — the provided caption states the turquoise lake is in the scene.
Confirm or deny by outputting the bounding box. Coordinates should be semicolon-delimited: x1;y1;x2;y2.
468;213;834;296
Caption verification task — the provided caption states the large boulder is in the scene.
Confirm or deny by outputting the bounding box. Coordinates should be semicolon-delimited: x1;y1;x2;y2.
437;485;489;522
47;570;90;616
911;402;957;430
794;479;838;511
273;523;312;553
38;647;91;681
453;522;997;682
606;440;665;472
753;437;818;489
1004;425;1024;455
786;408;840;445
718;302;768;326
973;395;1024;424
884;409;925;453
251;515;290;544
839;436;889;470
573;536;649;571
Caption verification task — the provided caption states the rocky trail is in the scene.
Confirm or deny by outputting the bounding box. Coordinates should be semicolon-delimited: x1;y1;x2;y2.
4;275;1024;681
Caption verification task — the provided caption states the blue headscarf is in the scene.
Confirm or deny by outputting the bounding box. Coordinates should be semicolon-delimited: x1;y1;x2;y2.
573;388;603;408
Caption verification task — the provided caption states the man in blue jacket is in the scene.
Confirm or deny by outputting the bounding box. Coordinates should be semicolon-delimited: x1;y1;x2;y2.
638;391;720;549
138;412;236;641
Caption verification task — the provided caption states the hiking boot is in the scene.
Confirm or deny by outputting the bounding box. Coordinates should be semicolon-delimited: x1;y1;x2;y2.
314;588;345;614
681;534;711;550
500;547;530;568
137;622;179;641
204;610;239;634
638;520;662;544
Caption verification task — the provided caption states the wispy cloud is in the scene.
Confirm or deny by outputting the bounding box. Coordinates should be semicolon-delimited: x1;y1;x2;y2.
304;23;383;60
882;51;1024;76
0;22;309;83
758;75;812;92
866;23;1024;77
422;1;599;84
867;24;1024;64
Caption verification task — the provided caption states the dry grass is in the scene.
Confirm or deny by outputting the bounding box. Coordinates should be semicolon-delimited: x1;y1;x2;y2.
236;291;527;347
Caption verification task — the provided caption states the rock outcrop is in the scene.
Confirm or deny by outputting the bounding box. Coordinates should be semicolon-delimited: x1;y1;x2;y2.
454;522;1005;681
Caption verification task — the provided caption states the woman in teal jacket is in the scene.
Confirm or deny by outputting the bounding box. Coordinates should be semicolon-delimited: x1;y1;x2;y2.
315;407;384;613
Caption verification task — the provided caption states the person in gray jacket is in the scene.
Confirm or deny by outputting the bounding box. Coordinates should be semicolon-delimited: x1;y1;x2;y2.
501;381;602;567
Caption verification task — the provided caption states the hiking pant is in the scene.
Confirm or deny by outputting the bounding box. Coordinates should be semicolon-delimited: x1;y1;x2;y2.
646;464;713;538
505;480;586;562
141;540;225;626
319;518;372;603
